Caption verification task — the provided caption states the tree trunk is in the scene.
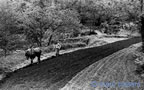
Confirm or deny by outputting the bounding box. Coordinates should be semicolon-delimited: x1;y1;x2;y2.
141;0;144;52
39;41;42;47
47;34;53;46
141;0;144;12
141;15;144;52
37;42;42;47
38;37;42;47
4;49;7;57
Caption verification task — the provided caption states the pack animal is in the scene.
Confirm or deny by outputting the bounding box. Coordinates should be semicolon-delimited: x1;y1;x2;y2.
25;47;42;64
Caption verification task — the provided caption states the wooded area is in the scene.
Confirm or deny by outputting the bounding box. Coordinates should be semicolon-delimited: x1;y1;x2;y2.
0;0;142;56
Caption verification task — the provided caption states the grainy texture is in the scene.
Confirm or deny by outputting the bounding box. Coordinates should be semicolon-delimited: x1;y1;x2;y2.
61;43;144;90
0;37;141;90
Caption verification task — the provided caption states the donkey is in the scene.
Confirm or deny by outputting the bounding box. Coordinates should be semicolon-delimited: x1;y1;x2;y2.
25;47;42;64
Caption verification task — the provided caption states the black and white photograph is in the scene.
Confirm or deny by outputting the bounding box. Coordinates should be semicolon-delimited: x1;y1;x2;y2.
0;0;143;90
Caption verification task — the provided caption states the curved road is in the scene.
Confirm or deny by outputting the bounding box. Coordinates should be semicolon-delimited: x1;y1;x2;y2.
0;37;141;90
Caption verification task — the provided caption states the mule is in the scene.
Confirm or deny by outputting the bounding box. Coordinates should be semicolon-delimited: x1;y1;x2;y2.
25;47;42;64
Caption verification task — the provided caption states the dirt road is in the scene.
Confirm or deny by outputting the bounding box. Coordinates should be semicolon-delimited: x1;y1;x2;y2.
0;37;141;90
61;43;143;90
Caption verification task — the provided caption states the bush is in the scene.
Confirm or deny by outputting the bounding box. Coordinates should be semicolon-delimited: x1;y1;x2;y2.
42;42;87;54
42;37;89;54
42;45;55;54
0;51;25;71
89;40;108;47
61;42;87;50
59;37;89;44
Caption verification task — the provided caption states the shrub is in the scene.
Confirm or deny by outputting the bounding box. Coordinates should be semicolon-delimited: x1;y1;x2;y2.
61;42;87;50
59;37;89;44
0;51;25;71
42;41;87;54
42;45;55;54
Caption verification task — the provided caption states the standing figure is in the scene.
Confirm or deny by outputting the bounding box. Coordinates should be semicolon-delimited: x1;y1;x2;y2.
55;42;61;56
25;47;42;64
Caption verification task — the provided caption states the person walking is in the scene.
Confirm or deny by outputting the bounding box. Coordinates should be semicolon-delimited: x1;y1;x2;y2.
55;42;61;56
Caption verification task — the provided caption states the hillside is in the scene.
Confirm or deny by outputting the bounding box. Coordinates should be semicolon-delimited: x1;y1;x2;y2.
0;35;127;74
0;0;143;90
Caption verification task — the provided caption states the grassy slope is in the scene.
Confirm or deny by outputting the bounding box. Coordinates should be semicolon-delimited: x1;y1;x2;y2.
0;37;88;72
0;35;122;73
0;37;141;90
0;52;26;72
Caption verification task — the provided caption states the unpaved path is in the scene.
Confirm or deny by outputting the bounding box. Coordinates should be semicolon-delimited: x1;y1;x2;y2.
61;43;143;90
11;36;127;72
10;36;127;72
0;37;141;90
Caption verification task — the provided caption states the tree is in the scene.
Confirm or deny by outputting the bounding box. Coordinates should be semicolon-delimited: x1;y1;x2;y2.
0;0;19;56
45;8;81;45
13;0;81;46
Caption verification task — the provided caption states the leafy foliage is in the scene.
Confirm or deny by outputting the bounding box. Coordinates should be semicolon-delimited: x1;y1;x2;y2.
0;1;19;56
0;0;142;57
12;0;81;46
